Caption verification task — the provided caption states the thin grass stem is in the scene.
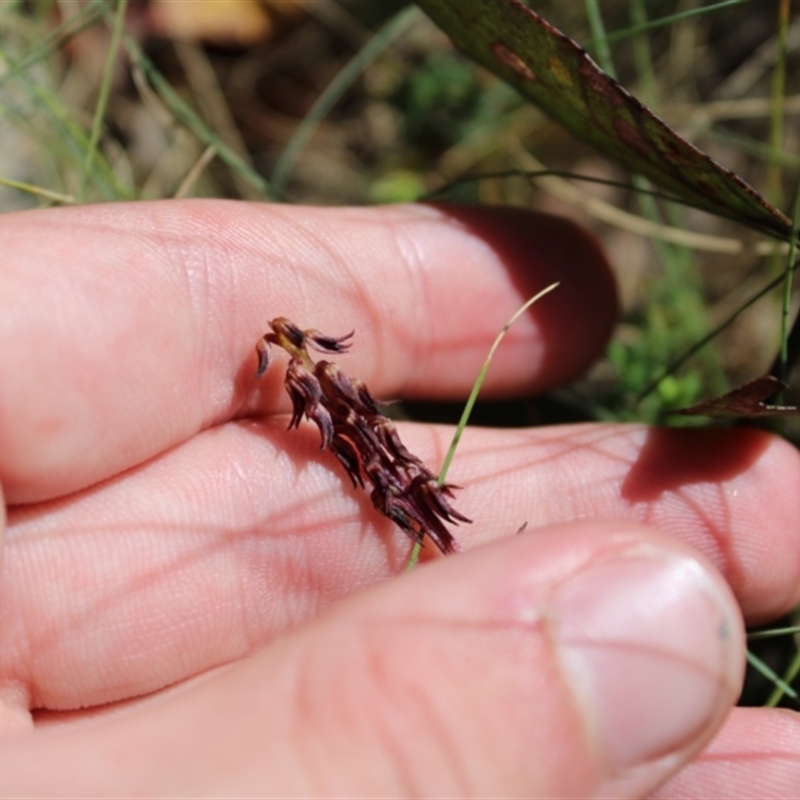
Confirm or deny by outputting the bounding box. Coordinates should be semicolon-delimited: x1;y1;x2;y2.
438;284;560;485
748;625;800;640
639;258;800;402
80;0;128;200
766;0;790;213
0;175;74;204
778;180;800;383
271;5;420;200
174;145;217;199
746;650;798;700
599;0;748;46
584;0;616;79
427;168;789;245
0;0;107;92
124;35;272;199
766;648;800;707
0;44;126;199
406;283;560;570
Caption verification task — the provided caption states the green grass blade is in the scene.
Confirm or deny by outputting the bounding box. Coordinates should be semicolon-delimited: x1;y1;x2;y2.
583;0;616;78
766;0;790;212
778;161;800;383
748;626;800;640
766;647;800;707
418;0;791;237
746;649;799;702
271;5;420;200
601;0;747;46
710;127;800;171
80;0;128;200
124;36;272;199
0;44;128;200
0;175;74;204
638;263;796;401
406;283;560;570
437;283;560;485
0;0;107;92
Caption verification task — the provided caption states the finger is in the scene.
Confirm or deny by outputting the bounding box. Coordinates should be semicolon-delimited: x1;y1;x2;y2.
0;485;16;733
650;708;800;799
0;201;616;502
0;523;744;798
452;423;800;625
2;421;795;718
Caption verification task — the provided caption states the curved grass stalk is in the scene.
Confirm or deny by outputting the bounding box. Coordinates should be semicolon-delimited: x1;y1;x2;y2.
509;145;747;254
406;283;560;570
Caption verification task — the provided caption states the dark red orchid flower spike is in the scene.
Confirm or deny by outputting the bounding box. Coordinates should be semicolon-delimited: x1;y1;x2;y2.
255;317;469;554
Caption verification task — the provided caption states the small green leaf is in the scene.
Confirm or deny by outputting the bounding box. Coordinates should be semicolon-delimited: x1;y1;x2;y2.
417;0;792;239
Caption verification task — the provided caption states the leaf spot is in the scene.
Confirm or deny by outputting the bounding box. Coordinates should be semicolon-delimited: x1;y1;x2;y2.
491;41;537;81
548;54;573;87
613;117;650;159
579;57;624;106
694;177;719;198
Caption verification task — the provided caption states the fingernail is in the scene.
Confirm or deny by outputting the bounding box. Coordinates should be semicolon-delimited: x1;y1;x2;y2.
551;547;742;771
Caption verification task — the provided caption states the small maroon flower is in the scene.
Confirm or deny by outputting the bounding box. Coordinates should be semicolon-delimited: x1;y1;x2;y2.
255;318;469;554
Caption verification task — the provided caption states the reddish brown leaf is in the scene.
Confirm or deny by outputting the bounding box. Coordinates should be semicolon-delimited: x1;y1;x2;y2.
418;0;792;239
677;375;800;418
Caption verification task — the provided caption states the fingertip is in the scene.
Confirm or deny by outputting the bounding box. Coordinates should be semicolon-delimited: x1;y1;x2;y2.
0;520;742;799
549;531;744;791
264;520;741;797
621;425;800;623
432;205;619;391
731;428;800;621
650;707;800;799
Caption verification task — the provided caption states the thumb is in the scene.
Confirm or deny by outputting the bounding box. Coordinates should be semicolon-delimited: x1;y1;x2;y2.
0;521;744;798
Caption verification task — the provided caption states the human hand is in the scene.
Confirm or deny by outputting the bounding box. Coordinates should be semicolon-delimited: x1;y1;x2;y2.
0;201;798;797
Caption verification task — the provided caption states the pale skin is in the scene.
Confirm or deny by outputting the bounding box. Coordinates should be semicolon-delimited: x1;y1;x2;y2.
0;200;799;797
